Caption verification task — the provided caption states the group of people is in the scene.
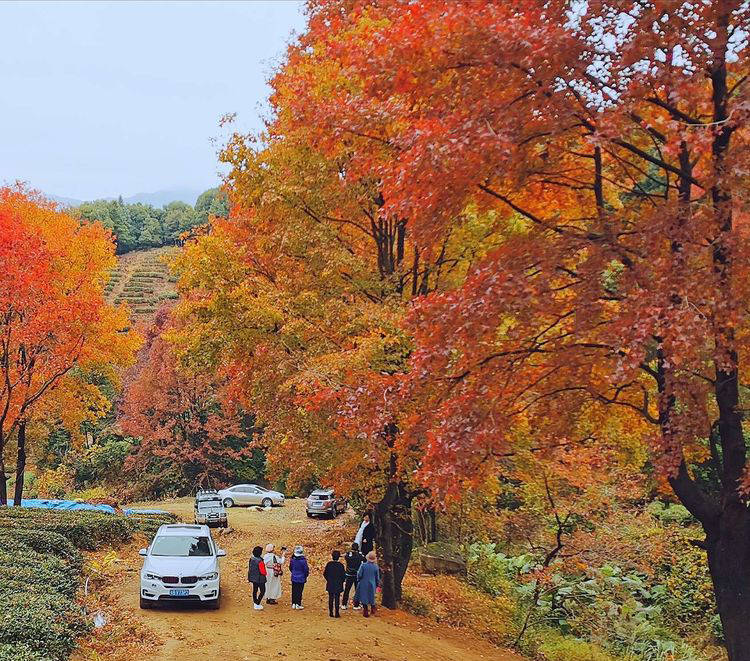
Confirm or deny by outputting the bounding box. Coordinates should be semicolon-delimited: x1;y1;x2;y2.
247;513;380;617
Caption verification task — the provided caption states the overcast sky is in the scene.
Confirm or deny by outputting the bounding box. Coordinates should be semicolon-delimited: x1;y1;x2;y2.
0;1;306;201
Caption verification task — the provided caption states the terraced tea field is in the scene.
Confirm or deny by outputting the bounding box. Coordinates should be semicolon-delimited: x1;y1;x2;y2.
105;247;179;322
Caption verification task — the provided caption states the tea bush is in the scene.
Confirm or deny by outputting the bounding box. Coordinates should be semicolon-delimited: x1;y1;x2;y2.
0;508;132;549
0;506;174;660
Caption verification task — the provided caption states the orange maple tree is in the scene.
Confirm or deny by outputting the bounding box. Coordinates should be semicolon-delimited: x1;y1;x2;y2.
0;187;139;505
290;0;750;656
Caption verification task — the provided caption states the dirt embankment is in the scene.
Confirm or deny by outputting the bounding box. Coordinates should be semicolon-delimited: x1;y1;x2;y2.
79;498;523;661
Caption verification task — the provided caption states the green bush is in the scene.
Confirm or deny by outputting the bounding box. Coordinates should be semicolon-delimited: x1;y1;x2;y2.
0;591;89;661
127;512;178;537
538;637;618;661
467;543;533;597
0;507;150;660
0;528;82;570
0;508;132;550
646;501;695;526
0;643;53;661
401;589;432;617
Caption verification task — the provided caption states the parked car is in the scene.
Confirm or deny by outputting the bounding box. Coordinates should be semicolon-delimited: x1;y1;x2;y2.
306;488;348;518
194;493;228;528
139;524;225;609
217;484;285;508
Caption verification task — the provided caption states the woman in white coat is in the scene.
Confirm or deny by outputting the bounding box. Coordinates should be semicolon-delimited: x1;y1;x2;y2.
263;543;286;604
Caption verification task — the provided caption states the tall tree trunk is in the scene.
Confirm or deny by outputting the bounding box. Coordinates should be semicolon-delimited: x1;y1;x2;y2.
0;429;7;506
706;503;750;661
373;481;413;608
13;422;26;507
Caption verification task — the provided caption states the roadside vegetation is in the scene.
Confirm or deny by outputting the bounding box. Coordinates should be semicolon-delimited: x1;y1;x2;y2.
0;508;174;661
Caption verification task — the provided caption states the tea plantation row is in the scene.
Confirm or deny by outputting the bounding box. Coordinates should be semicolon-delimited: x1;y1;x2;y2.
0;507;176;661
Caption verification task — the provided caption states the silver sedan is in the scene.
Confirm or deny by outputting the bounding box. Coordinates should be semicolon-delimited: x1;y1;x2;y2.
217;484;285;508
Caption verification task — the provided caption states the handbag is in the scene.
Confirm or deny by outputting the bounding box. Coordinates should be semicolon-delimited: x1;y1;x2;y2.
273;559;283;577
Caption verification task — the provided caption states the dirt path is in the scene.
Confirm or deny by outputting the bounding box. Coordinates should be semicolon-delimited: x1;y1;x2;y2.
114;498;523;661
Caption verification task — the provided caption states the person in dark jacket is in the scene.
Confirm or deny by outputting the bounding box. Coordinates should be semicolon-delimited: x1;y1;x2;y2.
341;542;364;610
289;545;310;609
356;514;375;556
247;545;267;610
323;550;346;617
355;551;381;617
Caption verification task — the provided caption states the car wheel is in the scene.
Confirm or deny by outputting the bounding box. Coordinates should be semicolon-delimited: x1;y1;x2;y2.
223;498;234;508
261;497;272;508
206;594;221;610
307;512;313;518
139;597;153;610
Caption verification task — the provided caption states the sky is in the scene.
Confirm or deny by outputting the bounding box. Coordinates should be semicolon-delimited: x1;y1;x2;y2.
0;1;306;201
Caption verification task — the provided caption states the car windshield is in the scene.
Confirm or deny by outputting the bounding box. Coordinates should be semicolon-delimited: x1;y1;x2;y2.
197;503;223;512
197;496;222;505
151;535;213;557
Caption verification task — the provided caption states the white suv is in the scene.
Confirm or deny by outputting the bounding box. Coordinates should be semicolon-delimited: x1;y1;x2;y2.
139;524;226;609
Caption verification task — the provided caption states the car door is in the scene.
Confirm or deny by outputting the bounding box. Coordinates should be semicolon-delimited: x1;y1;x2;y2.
246;486;263;505
235;485;258;505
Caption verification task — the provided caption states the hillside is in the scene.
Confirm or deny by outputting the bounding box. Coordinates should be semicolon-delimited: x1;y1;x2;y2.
105;247;178;323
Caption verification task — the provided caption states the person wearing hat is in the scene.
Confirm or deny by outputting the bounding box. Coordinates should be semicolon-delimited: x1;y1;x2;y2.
289;545;310;609
355;551;380;617
263;543;287;605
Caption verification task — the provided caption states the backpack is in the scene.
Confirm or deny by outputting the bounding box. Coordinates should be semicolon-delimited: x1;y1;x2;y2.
273;560;283;577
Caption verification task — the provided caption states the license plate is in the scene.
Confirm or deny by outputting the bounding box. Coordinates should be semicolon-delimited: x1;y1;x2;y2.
169;589;189;597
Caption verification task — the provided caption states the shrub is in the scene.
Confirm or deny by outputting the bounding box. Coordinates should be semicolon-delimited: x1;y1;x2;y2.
0;508;132;550
0;591;89;661
0;529;82;570
0;561;77;598
467;543;532;597
35;466;74;498
401;589;432;617
538;637;618;661
646;501;695;526
127;512;178;537
0;643;53;661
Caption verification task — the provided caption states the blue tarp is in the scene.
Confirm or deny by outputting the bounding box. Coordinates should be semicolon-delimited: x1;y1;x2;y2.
6;498;116;514
122;508;171;516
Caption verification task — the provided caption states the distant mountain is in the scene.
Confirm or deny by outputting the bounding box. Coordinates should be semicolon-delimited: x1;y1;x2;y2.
48;194;84;208
45;187;208;209
122;188;204;207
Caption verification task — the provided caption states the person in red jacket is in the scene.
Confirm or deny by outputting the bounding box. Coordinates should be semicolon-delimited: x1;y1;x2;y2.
248;545;268;610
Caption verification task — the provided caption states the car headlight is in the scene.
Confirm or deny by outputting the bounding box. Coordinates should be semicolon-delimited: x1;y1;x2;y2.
198;572;218;581
144;572;161;581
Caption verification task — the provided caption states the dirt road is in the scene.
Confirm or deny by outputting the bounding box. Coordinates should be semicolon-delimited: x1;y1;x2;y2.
109;498;522;661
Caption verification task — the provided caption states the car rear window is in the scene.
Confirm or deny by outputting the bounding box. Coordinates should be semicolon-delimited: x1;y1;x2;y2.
151;535;212;557
312;493;332;500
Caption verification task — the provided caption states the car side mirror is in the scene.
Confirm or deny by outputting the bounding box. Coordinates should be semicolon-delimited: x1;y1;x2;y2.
139;548;148;556
217;549;227;557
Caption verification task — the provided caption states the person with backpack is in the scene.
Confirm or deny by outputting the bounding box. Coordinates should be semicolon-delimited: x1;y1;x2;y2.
289;545;310;609
247;545;267;610
263;543;286;605
341;542;364;610
355;551;381;617
323;550;346;618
